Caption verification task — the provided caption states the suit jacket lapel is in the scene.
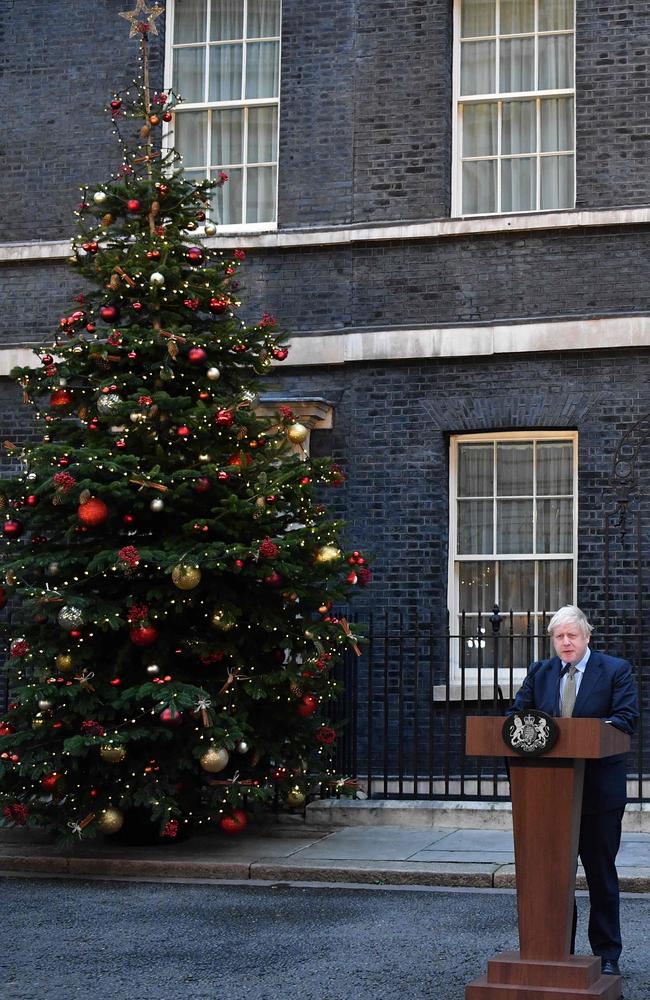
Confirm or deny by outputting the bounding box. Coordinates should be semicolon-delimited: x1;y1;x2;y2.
549;656;562;716
572;649;602;715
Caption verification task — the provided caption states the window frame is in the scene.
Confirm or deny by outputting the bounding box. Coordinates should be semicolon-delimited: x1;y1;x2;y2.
451;0;576;218
164;0;281;233
447;429;578;692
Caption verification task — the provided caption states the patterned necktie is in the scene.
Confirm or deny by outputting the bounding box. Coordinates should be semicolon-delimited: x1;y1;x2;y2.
561;665;578;717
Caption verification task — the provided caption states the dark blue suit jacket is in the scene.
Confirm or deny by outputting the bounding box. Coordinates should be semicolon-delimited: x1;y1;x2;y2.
511;650;639;814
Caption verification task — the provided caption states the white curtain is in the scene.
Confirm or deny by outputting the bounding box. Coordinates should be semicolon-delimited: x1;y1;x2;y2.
211;167;243;224
175;0;206;43
212;108;243;166
173;48;205;103
538;34;573;89
248;106;278;162
210;0;243;40
246;166;276;222
459;561;496;612
500;38;534;92
174;111;207;167
458;500;493;554
248;0;281;37
245;41;280;99
458;443;493;496
209;44;243;101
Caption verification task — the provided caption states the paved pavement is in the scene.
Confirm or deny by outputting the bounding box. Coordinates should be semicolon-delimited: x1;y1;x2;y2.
2;879;650;1000
2;821;650;890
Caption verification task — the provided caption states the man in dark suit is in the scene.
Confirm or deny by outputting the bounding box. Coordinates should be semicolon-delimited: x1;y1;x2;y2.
510;605;639;976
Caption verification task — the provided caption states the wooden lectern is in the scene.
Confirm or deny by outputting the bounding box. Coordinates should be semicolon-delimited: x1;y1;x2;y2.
465;717;630;1000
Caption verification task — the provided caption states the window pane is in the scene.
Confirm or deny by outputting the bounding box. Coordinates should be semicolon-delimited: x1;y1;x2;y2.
461;41;496;95
500;0;534;35
458;500;493;554
463;102;498;156
497;499;534;552
210;0;244;40
501;157;536;212
538;34;574;90
175;111;207;167
175;0;206;43
184;168;207;186
211;108;244;165
502;100;536;154
500;617;537;669
211;167;243;224
497;443;533;495
209;43;243;101
537;499;573;552
248;0;281;37
499;560;535;611
461;0;495;37
174;47;205;103
540;154;574;209
246;41;280;98
462;159;497;214
458;443;493;497
539;560;573;611
459;561;496;612
499;37;534;93
248;106;278;162
246;166;276;223
539;0;574;32
540;97;574;152
537;442;573;495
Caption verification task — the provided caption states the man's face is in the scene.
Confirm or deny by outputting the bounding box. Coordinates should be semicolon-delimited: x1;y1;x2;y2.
552;624;589;665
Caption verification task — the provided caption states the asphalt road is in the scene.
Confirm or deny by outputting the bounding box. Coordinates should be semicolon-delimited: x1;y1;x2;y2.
2;878;650;1000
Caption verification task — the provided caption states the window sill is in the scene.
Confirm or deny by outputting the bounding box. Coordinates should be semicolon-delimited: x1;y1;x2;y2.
433;679;523;703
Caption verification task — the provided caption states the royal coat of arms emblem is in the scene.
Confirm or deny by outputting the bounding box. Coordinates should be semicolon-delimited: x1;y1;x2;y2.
502;710;559;756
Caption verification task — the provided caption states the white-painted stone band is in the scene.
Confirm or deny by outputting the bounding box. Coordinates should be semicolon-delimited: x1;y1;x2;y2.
2;314;650;375
1;205;649;261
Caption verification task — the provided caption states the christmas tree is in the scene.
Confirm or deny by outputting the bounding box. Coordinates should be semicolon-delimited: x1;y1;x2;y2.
0;2;369;844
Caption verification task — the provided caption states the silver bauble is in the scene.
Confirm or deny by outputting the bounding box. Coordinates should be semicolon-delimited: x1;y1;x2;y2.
38;699;53;711
146;664;160;675
150;497;164;512
93;191;107;205
57;606;85;630
149;271;165;287
45;562;60;576
236;740;249;754
129;411;147;424
204;222;217;236
206;367;220;381
96;393;122;416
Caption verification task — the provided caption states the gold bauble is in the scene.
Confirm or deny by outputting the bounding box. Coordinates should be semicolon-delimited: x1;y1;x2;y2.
171;564;202;590
211;608;236;631
286;786;306;808
31;713;45;730
56;654;73;672
315;545;343;564
100;744;127;764
199;747;230;773
38;699;53;711
97;806;125;834
287;421;309;444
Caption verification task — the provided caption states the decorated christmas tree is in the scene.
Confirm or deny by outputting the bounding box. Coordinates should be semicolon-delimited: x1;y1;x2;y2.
0;2;369;844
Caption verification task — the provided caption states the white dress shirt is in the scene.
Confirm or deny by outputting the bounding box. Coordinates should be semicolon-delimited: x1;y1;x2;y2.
559;646;591;710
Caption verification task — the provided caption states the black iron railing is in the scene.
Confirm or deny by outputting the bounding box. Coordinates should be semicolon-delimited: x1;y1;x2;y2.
331;606;650;803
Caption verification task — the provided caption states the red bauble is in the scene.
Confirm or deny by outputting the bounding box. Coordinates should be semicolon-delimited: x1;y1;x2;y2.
187;347;207;365
159;707;183;728
272;767;287;781
187;247;204;264
58;456;71;467
0;587;7;609
219;809;248;836
41;773;62;793
273;348;289;361
263;571;283;588
70;629;83;639
158;184;170;198
110;99;122;111
100;305;118;322
132;301;143;312
176;425;190;438
2;520;22;538
26;495;38;507
122;513;135;525
215;409;234;428
42;354;54;365
209;296;228;314
162;111;173;123
78;497;109;527
217;471;230;481
50;388;73;409
82;242;98;254
127;199;141;213
86;323;96;333
297;694;317;718
194;477;210;493
130;625;158;647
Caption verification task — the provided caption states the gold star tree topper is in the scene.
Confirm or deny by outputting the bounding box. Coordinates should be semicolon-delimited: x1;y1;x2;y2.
119;0;164;38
